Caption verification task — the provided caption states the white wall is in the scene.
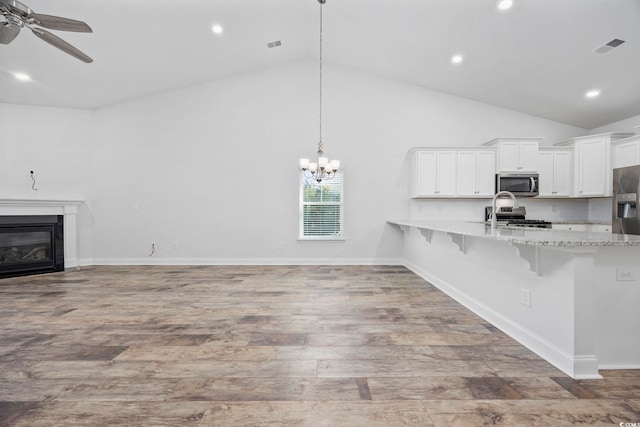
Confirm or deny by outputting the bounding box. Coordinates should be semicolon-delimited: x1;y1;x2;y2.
90;62;406;263
0;103;94;262
87;61;585;263
1;61;587;264
590;113;640;135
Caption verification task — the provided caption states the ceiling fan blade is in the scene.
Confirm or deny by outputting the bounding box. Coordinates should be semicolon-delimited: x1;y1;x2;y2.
27;13;92;33
31;27;93;63
0;22;20;44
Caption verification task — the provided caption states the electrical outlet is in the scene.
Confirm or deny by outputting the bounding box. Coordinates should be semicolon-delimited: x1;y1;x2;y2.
172;241;179;250
616;268;634;281
520;288;531;307
276;241;284;250
157;241;164;249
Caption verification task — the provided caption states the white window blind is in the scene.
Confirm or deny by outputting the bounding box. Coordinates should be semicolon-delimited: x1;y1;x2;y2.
299;171;344;239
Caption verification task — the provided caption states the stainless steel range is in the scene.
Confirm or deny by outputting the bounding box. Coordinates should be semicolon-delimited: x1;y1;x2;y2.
484;206;552;228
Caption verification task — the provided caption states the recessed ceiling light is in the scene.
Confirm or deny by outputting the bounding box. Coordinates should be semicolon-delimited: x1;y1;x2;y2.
14;72;31;81
451;54;464;64
586;89;601;99
211;24;224;35
497;0;513;10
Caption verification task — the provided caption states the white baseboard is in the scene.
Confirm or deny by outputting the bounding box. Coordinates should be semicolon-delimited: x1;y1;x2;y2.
403;259;602;380
87;257;403;266
78;258;94;267
598;363;640;370
65;258;79;269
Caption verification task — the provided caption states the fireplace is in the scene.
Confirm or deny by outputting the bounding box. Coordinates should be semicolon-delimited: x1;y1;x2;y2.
0;215;64;279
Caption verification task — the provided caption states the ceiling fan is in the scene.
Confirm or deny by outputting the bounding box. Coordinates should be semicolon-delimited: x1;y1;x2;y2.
0;0;93;63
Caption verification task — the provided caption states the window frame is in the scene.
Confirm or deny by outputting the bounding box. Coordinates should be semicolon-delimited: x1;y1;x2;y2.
298;170;345;241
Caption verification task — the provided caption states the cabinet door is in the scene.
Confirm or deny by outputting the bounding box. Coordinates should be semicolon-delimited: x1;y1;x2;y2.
577;139;607;196
457;151;477;196
553;151;572;196
519;141;539;172
414;151;437;196
538;151;555;196
436;151;457;196
613;140;640;169
498;142;520;171
476;151;496;196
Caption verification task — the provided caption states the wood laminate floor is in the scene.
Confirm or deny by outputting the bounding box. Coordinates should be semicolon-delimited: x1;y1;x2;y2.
0;265;639;426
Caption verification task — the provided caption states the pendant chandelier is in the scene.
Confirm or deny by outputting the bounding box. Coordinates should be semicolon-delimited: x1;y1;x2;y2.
299;0;340;183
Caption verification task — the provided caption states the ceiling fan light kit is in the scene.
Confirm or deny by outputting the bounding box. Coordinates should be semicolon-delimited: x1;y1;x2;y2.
0;0;93;63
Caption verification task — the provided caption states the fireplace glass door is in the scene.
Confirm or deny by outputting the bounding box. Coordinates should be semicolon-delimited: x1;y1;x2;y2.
0;216;64;278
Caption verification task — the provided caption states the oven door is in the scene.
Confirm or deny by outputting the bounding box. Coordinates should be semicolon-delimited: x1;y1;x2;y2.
496;174;539;197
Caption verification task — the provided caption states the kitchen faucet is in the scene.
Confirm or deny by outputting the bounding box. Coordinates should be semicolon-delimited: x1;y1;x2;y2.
491;191;519;229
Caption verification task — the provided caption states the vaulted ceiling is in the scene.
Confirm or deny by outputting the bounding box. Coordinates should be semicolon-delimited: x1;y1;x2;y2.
1;0;639;129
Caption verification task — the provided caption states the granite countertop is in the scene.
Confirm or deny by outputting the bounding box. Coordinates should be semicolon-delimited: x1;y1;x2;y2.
388;219;640;247
551;221;611;225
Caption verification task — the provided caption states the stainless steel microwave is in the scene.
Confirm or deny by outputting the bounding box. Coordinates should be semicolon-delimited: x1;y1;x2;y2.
496;173;539;197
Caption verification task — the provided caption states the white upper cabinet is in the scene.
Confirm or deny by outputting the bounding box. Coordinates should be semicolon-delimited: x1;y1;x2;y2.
457;150;496;197
612;135;640;169
555;133;633;197
483;138;541;172
411;150;457;197
410;132;636;200
538;149;572;197
578;139;608;196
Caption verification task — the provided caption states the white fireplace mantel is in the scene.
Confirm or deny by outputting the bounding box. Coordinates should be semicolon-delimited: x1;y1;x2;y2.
0;197;84;269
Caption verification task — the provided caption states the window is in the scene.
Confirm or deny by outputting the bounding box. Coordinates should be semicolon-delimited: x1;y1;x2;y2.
299;171;344;239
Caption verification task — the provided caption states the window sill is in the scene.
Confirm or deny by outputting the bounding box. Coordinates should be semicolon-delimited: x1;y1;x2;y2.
298;237;346;242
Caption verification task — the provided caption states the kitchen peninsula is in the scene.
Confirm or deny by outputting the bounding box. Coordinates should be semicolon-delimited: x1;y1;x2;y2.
389;219;640;379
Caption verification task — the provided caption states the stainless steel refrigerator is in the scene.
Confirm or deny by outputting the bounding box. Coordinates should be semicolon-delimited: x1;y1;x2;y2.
613;165;640;235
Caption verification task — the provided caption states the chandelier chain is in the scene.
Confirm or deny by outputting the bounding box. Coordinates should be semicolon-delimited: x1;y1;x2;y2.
318;1;323;153
298;0;339;183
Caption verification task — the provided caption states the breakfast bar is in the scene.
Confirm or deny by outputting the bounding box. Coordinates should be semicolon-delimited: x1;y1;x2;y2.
389;220;640;379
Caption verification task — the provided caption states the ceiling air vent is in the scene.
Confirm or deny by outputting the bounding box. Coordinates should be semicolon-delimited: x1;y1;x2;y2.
594;38;626;54
267;40;282;49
